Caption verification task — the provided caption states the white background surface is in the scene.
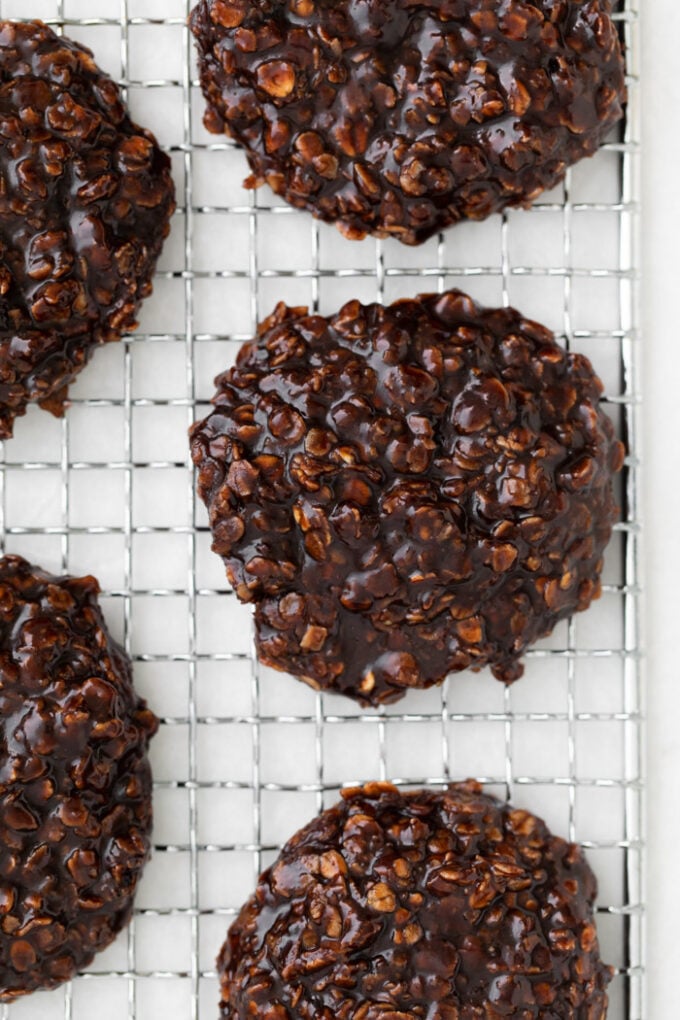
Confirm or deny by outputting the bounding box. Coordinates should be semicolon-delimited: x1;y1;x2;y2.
641;1;680;1016
0;0;666;1017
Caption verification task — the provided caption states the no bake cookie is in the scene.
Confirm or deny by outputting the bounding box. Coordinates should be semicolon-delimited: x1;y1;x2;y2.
190;0;625;244
0;20;175;437
219;782;612;1019
0;555;157;999
191;290;624;705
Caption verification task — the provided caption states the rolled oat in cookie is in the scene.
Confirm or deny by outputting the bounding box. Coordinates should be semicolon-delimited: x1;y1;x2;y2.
189;0;625;244
218;781;612;1019
190;289;624;706
0;555;157;1000
0;20;175;438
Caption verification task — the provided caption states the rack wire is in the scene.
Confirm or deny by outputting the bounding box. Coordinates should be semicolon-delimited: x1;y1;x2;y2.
0;2;642;1018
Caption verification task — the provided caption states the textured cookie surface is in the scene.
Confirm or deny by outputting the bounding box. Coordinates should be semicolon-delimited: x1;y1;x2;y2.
0;20;175;437
0;555;157;1000
191;290;624;705
189;0;625;244
219;781;612;1019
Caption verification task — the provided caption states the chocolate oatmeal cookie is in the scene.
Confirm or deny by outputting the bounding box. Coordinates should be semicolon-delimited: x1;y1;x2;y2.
0;20;175;438
219;781;612;1019
189;0;625;244
190;290;624;706
0;555;158;1000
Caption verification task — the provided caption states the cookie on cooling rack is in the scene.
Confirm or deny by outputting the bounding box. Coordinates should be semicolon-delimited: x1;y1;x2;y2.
0;20;176;438
218;781;612;1019
190;289;624;706
0;555;158;1000
189;0;625;245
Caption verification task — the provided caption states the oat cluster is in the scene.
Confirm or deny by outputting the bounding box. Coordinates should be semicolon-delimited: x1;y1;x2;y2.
0;556;158;1000
190;0;625;244
219;782;612;1020
0;20;175;437
191;290;624;705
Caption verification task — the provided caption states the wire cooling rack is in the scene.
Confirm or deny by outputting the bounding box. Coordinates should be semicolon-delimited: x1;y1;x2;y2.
0;2;642;1019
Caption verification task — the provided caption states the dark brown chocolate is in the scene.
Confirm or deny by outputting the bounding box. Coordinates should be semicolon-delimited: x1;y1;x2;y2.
219;781;612;1019
191;291;624;706
0;555;157;1000
0;20;176;438
189;0;625;245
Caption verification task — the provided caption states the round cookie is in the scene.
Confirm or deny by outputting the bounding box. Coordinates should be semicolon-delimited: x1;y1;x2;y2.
0;555;158;1000
189;0;625;245
0;20;176;438
191;290;624;705
219;781;612;1019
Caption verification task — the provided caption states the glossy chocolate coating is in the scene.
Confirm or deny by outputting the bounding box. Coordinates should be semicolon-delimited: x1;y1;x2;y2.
189;0;625;244
191;290;624;705
219;782;612;1019
0;555;157;1000
0;20;175;438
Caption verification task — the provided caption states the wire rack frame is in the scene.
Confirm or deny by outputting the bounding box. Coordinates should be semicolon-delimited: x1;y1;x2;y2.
0;2;642;1020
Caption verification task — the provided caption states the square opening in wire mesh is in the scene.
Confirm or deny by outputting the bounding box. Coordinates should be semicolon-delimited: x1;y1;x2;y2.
0;2;642;1019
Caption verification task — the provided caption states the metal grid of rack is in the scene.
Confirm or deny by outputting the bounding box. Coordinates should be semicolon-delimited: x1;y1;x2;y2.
0;2;642;1018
